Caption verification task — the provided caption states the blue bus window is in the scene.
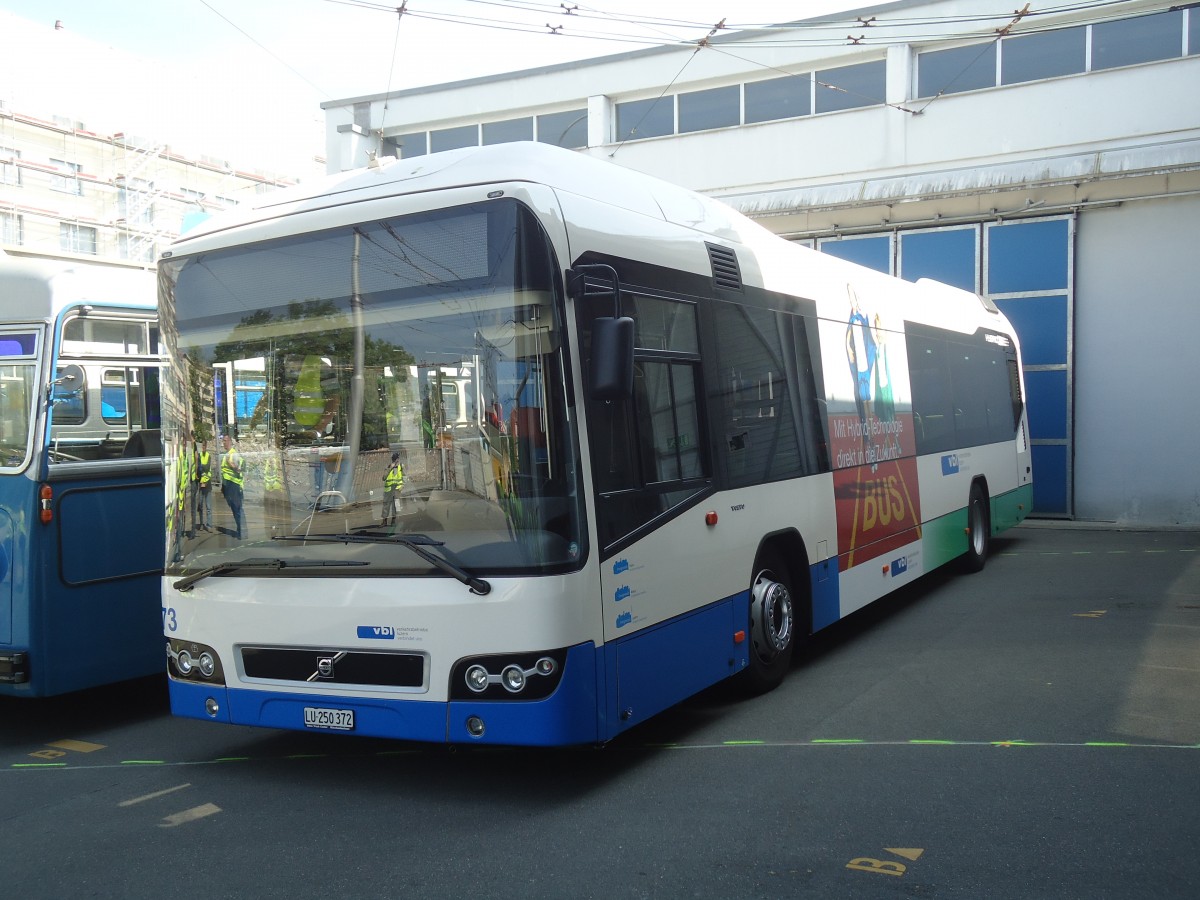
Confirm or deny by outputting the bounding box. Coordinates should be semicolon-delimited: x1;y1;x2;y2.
0;333;37;356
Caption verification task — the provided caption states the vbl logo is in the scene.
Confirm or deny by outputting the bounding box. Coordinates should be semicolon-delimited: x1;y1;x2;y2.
941;454;960;475
357;625;395;640
889;556;909;578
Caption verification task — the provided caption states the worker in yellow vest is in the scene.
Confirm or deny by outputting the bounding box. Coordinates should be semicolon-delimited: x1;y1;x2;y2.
194;439;213;532
382;452;404;526
220;434;246;540
262;449;290;536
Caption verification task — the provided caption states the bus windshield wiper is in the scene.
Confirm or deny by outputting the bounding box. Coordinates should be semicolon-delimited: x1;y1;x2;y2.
172;557;369;593
274;531;491;595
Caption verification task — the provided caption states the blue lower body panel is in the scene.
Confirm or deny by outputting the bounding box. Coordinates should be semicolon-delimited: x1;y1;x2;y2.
169;642;601;747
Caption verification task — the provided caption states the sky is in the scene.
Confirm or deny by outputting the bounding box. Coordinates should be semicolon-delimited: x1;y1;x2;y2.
0;0;868;175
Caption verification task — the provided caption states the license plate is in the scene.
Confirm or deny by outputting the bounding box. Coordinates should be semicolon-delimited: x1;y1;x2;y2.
303;706;355;731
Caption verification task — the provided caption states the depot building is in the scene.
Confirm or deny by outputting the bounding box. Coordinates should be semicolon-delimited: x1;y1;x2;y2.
321;0;1200;526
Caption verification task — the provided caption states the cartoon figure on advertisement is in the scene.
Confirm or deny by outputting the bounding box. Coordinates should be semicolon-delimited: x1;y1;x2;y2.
845;285;876;437
872;313;895;423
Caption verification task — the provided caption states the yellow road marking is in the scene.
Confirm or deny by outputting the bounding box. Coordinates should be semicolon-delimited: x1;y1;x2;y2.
47;739;105;753
886;848;925;861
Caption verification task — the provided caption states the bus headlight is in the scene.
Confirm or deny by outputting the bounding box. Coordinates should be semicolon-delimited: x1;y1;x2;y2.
465;664;489;693
450;649;568;701
501;665;526;693
167;639;225;685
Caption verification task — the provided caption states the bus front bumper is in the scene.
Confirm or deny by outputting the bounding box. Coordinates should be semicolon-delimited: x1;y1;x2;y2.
168;643;600;746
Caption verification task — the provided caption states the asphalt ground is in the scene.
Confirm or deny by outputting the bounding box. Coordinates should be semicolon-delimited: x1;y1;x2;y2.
2;523;1197;898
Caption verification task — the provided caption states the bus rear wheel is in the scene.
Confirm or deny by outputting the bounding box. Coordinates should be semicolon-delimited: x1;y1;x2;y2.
741;551;796;694
962;483;990;573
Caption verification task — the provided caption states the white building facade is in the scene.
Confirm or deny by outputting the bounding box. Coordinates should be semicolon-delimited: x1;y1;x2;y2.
1;104;316;271
322;0;1200;526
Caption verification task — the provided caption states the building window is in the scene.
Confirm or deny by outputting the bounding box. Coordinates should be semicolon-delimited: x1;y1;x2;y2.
119;178;154;227
119;234;155;264
391;132;427;158
899;227;978;292
1190;8;1199;54
1;146;19;186
536;109;587;148
1;212;23;245
1092;10;1183;70
917;42;997;98
818;234;892;273
814;60;887;114
744;75;811;124
1001;25;1086;84
50;159;83;195
615;97;673;142
678;85;739;133
482;117;533;145
60;223;98;255
430;124;478;153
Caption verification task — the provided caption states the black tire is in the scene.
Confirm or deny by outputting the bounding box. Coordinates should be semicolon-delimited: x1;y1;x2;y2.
739;549;796;695
961;483;990;573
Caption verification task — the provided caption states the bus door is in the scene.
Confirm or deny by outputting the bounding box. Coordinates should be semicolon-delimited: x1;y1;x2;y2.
33;309;165;694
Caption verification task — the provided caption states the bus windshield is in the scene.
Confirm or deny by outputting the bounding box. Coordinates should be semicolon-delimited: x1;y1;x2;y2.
160;199;584;578
0;331;38;471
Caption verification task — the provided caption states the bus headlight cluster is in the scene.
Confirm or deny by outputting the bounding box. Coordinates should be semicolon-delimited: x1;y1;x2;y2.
451;650;566;701
465;657;555;694
166;639;225;685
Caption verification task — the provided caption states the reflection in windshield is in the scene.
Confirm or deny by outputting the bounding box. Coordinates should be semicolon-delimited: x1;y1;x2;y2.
161;199;584;577
0;362;35;468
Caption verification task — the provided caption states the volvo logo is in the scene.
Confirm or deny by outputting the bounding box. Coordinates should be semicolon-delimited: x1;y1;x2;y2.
308;651;347;682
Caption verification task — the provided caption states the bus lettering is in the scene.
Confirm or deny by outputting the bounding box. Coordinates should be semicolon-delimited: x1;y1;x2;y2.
357;626;396;639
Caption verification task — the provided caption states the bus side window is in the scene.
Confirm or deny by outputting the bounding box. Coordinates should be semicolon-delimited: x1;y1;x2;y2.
585;291;711;550
711;302;827;485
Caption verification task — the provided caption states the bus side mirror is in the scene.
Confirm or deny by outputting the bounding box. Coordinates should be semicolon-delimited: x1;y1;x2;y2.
568;263;634;401
589;315;634;401
54;364;85;389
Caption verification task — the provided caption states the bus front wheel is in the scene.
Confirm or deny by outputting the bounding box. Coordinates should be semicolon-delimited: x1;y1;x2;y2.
741;550;795;694
962;483;990;573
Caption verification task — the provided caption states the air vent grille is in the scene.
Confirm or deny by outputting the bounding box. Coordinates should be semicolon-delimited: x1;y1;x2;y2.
706;243;742;291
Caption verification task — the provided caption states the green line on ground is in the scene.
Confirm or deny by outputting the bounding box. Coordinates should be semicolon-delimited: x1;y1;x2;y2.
11;763;68;768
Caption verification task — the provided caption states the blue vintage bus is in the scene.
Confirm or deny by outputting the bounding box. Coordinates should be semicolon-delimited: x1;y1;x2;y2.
0;257;165;696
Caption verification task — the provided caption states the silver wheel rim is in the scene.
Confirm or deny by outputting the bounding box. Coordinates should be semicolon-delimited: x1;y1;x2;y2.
750;569;793;662
970;500;986;556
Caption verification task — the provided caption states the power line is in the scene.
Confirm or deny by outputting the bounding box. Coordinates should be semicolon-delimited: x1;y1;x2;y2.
197;0;333;97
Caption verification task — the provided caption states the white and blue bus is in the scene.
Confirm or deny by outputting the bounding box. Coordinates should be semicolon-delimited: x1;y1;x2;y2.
160;143;1031;745
0;257;164;696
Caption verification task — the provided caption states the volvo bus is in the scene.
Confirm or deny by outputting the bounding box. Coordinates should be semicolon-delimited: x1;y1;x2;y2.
0;257;164;695
159;142;1031;745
